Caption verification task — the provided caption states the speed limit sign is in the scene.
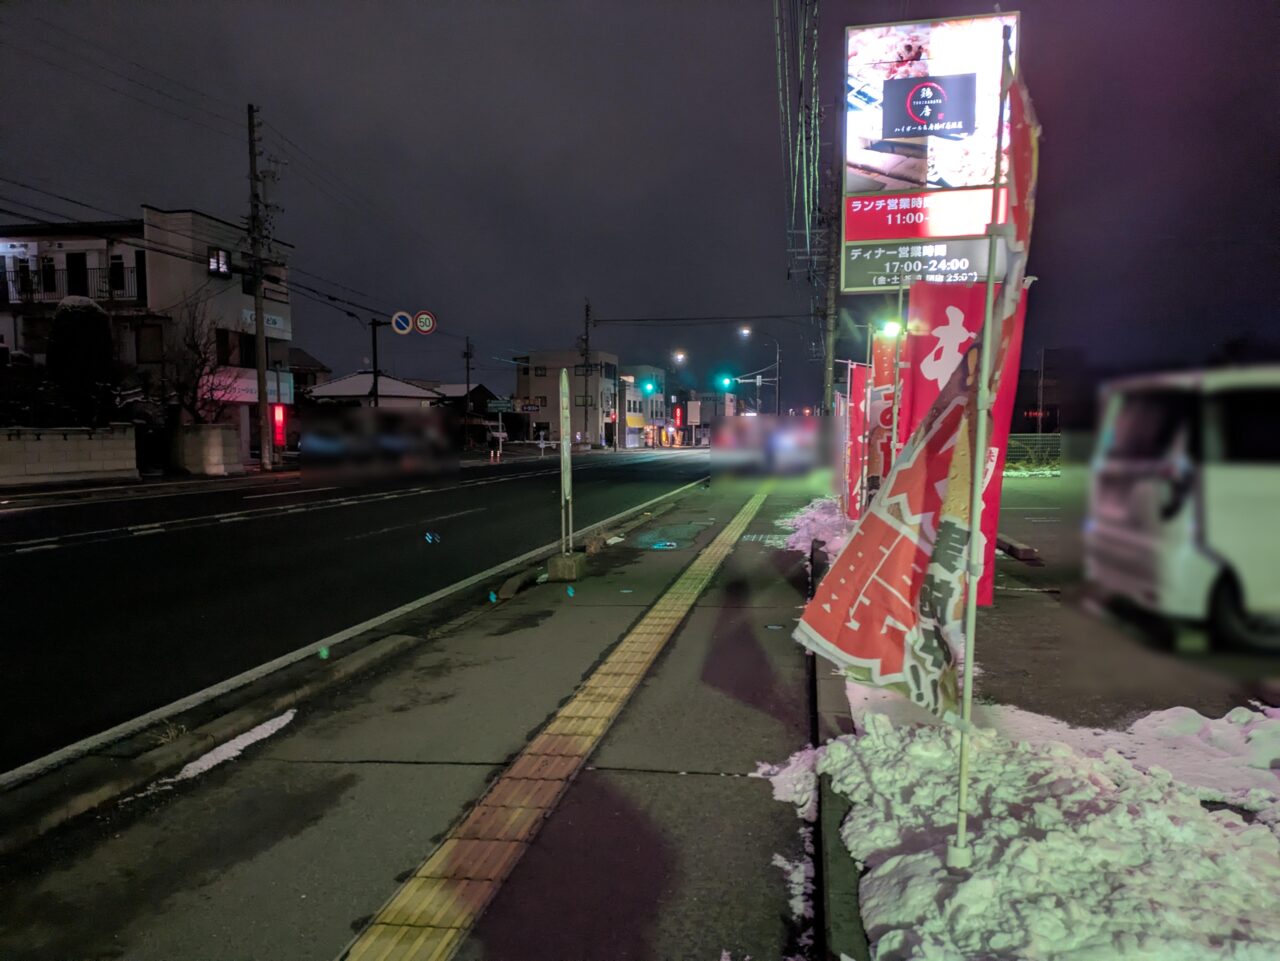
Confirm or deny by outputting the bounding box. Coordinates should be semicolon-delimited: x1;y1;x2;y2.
414;311;437;335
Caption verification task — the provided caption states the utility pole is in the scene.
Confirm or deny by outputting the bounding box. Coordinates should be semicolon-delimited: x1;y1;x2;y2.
369;318;390;408
463;336;474;422
1037;346;1045;434
582;299;591;445
247;103;272;470
821;197;839;415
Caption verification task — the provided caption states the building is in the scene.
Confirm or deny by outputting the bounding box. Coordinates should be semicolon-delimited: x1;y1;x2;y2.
514;350;619;446
308;371;438;409
0;205;294;463
619;364;672;446
289;347;332;392
407;382;499;420
618;375;645;448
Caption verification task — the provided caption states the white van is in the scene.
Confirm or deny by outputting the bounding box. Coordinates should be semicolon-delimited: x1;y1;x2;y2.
1084;365;1280;649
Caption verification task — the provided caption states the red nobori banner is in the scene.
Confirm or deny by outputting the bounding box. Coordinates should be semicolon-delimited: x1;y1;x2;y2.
866;334;898;494
896;281;1029;605
845;186;1008;243
846;364;869;520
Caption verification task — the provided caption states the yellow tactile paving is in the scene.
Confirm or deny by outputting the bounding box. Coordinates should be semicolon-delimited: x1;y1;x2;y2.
346;924;462;961
343;486;770;961
416;839;526;881
481;777;565;810
379;877;497;928
453;804;546;843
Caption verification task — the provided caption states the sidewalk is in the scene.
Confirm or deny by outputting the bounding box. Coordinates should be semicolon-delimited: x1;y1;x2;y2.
0;472;826;961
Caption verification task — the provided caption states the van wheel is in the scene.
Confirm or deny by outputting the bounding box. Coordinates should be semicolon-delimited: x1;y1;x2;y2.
1211;575;1280;652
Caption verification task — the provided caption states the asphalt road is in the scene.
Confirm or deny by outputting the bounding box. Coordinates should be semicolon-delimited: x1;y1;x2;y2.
0;449;710;773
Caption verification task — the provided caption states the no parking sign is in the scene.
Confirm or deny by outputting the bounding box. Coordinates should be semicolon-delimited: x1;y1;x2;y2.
391;311;413;335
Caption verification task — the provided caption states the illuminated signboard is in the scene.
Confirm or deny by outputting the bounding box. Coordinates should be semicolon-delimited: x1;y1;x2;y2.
844;13;1017;195
842;12;1018;293
845;187;1006;242
843;236;1008;293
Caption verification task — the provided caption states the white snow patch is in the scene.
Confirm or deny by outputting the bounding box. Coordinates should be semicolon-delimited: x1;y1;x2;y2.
818;710;1280;960
120;709;297;805
776;497;852;558
753;744;824;823
1003;466;1060;478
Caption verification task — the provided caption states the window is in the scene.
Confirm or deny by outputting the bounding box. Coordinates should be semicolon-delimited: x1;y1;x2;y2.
534;366;546;377
109;254;125;290
237;331;257;368
535;395;547;406
40;256;56;293
520;366;530;376
215;329;233;366
136;324;164;363
1212;389;1280;464
207;247;231;277
1105;390;1198;461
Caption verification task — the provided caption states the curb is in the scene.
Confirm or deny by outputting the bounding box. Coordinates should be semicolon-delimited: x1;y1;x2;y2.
996;531;1039;561
821;774;869;961
0;478;707;855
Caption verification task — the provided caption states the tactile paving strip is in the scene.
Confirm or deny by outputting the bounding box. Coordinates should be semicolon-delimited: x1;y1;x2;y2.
342;487;770;961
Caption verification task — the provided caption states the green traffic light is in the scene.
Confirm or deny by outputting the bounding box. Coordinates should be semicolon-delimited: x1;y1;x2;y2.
643;381;655;394
721;376;733;389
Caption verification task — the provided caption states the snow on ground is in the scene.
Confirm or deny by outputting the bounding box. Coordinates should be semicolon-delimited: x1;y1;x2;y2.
1003;466;1060;478
790;684;1280;960
120;709;297;804
776;497;852;557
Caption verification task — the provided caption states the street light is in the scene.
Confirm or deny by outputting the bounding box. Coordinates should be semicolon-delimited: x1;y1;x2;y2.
673;350;686;365
738;327;782;417
881;320;903;338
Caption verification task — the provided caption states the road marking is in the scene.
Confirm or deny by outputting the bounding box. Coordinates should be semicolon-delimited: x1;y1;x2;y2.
340;483;770;961
345;508;486;542
0;475;710;791
130;527;164;536
14;543;58;553
243;486;338;500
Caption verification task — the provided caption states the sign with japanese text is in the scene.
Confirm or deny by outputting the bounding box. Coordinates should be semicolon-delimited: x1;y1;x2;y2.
843;236;1006;292
881;73;977;139
845;187;1006;243
846;364;869;520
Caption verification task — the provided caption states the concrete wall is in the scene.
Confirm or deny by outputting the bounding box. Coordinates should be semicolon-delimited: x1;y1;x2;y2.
172;423;244;476
0;424;139;486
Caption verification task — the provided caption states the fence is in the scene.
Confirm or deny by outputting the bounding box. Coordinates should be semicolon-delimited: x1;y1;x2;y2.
1005;432;1060;466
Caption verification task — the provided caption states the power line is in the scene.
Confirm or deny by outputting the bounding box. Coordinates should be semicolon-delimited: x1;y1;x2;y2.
0;42;244;145
592;312;816;326
16;24;244;129
27;12;240;116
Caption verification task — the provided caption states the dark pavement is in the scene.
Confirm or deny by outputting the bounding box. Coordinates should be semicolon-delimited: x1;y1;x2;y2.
0;449;709;774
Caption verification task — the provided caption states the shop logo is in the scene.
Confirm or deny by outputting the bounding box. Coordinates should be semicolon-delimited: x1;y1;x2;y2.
882;73;977;139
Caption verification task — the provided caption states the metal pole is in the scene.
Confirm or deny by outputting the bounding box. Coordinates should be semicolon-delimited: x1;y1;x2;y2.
1037;346;1045;434
370;319;385;408
948;25;1012;872
775;340;782;416
247;103;272;471
582;300;591;445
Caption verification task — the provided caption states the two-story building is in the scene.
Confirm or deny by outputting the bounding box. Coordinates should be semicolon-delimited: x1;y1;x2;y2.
514;350;619;447
0;205;293;463
619;364;671;446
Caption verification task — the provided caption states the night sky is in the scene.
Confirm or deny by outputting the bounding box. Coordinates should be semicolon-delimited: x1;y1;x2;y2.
2;0;1275;408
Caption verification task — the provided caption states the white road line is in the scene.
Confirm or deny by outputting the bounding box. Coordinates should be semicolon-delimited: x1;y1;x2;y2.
343;507;487;542
0;473;709;790
242;486;338;500
130;527;164;536
14;544;58;553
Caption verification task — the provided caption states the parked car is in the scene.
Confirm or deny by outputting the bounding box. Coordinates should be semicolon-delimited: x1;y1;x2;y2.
1084;365;1280;649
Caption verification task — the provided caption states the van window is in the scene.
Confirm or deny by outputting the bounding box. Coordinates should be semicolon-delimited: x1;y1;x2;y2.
1213;389;1280;463
1104;389;1199;461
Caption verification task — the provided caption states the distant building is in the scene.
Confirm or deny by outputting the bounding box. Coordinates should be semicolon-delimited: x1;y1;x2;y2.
308;371;438;409
0;205;294;462
289;347;332;391
514;350;619;446
620;364;672;446
408;381;499;420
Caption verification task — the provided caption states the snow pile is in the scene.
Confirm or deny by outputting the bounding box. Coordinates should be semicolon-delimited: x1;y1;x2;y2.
820;712;1280;960
777;497;852;557
1003;466;1060;478
845;684;1280;834
120;710;296;805
754;744;824;822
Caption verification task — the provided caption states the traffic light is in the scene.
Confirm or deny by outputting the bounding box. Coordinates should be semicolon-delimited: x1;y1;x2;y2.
720;376;733;389
643;381;655;394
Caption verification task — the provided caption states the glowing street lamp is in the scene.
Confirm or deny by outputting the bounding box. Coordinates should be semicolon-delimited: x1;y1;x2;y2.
673;350;686;365
739;326;751;338
880;320;903;338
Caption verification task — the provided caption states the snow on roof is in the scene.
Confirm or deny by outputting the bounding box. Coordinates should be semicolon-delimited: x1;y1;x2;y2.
288;347;331;372
308;371;438;399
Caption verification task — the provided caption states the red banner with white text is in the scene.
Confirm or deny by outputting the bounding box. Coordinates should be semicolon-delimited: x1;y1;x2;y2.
846;364;869;519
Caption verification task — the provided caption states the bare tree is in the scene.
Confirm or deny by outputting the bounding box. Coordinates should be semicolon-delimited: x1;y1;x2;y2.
167;299;238;424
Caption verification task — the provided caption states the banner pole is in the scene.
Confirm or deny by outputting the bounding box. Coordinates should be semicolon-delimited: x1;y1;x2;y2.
947;24;1013;872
